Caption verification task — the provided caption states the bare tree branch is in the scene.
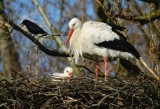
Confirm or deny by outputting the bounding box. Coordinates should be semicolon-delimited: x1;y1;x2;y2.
115;9;160;25
0;2;22;80
0;11;69;57
32;0;67;52
81;0;86;23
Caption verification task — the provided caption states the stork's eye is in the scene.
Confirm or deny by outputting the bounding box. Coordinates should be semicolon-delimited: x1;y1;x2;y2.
73;23;75;26
66;70;68;72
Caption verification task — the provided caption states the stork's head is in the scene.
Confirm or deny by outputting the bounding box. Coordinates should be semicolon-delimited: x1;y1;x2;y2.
64;67;73;77
66;18;82;45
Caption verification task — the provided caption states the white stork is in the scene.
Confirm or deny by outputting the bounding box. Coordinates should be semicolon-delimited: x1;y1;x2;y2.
52;67;73;81
65;18;159;81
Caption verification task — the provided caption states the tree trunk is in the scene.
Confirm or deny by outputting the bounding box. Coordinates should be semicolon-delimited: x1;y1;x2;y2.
0;0;22;80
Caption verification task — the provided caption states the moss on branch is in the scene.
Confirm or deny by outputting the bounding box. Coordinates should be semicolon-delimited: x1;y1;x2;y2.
116;9;160;25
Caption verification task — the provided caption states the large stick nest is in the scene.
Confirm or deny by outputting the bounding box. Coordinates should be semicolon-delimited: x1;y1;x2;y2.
0;75;160;109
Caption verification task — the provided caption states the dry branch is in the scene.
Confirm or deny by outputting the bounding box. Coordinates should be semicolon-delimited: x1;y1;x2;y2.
115;9;160;25
0;76;159;108
0;10;69;57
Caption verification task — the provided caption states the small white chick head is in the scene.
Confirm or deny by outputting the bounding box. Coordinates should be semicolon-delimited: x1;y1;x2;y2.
64;67;73;77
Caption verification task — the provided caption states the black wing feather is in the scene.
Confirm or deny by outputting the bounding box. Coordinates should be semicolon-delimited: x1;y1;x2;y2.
111;28;127;41
119;58;141;75
108;23;125;31
106;23;127;41
95;39;140;59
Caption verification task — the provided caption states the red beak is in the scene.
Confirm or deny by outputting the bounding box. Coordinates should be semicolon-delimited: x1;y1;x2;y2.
68;72;73;77
66;28;74;46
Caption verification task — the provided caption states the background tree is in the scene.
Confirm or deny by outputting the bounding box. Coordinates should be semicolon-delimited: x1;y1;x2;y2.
0;0;21;80
0;0;159;80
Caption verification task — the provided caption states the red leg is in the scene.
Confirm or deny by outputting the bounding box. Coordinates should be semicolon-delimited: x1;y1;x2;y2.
96;59;99;80
103;57;109;81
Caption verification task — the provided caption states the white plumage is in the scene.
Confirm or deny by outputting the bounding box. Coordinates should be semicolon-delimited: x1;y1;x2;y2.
52;67;73;81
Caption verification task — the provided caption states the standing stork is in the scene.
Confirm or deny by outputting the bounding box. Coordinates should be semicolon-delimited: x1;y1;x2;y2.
66;18;159;81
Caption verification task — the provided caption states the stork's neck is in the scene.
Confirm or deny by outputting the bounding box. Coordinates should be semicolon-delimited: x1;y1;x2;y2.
73;27;81;39
69;24;83;63
78;23;83;29
75;20;83;30
73;22;83;38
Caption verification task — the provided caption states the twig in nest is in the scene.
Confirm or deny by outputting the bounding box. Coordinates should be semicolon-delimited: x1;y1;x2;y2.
12;71;40;87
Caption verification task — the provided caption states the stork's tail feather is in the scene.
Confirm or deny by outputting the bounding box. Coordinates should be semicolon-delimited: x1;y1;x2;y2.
139;57;159;81
119;58;141;75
